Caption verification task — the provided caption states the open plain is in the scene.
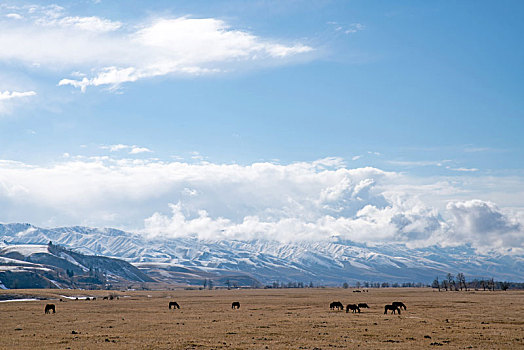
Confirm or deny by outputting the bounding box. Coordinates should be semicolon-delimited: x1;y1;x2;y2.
0;288;523;349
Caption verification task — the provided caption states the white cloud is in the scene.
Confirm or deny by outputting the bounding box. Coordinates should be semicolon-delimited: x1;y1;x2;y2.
0;90;36;101
447;200;522;252
447;167;479;172
129;146;152;154
44;16;122;32
0;90;37;114
6;13;22;20
0;7;313;91
0;157;522;253
100;144;152;154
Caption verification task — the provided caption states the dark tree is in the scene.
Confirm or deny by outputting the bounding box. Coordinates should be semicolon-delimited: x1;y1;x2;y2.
456;273;467;291
500;282;510;291
432;277;440;292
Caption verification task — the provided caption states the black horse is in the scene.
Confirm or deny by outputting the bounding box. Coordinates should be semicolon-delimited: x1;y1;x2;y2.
169;301;180;309
330;301;344;310
232;301;240;309
357;303;369;309
384;304;401;314
346;304;360;313
392;301;406;310
44;304;55;314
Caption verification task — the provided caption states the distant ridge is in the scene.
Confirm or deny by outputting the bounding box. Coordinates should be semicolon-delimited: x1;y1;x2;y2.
1;223;523;286
0;240;153;289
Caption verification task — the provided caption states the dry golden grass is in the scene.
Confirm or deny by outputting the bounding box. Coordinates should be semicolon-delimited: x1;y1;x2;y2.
1;288;523;349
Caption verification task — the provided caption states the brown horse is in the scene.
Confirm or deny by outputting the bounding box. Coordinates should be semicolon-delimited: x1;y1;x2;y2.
44;304;55;314
232;301;240;309
357;303;369;309
384;304;401;314
346;304;360;313
330;301;344;310
169;301;180;309
392;301;406;310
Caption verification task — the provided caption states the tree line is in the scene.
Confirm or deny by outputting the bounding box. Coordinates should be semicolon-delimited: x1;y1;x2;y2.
431;273;521;291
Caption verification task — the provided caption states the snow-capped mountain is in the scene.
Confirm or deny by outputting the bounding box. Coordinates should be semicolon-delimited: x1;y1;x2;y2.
1;223;522;285
0;239;153;289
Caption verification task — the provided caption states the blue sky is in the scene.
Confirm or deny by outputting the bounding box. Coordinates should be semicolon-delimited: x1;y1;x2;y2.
0;1;523;252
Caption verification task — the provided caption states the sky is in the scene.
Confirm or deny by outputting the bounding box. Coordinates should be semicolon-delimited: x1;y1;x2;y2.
0;1;523;253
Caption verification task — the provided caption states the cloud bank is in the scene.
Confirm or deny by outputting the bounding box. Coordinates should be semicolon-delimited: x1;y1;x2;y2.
0;5;313;91
0;157;522;253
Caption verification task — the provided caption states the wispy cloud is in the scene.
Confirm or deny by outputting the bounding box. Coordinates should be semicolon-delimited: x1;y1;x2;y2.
0;90;36;101
329;22;365;35
0;5;313;92
447;167;479;172
387;159;451;167
0;90;37;114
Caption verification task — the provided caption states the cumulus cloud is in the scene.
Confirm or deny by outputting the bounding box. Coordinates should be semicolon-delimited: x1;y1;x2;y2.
0;6;313;91
0;157;522;252
447;200;522;252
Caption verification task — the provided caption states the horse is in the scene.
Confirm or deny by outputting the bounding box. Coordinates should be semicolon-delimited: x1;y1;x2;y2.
330;301;344;311
357;303;370;309
85;297;90;301
232;301;240;309
103;296;108;300
44;304;55;314
384;304;401;314
169;301;180;309
392;301;406;310
346;304;360;313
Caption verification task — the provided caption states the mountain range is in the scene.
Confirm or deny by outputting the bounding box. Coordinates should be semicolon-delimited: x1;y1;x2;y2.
1;223;523;286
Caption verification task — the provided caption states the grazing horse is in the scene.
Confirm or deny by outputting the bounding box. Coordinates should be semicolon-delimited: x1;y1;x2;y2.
44;304;55;314
384;304;401;315
169;301;180;309
103;296;108;300
358;303;370;309
232;301;240;309
346;304;360;313
392;301;406;310
330;301;344;311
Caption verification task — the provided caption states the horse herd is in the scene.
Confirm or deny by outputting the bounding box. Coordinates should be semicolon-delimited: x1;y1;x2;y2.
44;298;406;315
329;301;407;314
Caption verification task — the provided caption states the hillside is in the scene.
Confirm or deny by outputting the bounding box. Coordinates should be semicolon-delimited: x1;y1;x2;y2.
0;241;153;289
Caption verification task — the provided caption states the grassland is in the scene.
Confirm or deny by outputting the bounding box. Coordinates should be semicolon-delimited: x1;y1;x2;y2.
0;288;523;349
